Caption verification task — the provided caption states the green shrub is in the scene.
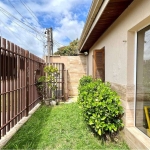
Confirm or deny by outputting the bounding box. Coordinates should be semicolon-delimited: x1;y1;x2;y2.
78;76;124;140
36;65;59;100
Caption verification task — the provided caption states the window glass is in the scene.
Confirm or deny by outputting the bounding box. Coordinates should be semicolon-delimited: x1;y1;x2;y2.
136;25;150;137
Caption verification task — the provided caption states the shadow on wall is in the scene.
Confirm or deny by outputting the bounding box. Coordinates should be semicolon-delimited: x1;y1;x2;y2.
79;54;87;73
45;55;87;98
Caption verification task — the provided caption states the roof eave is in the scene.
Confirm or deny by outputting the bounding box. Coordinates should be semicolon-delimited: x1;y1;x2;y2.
78;0;104;52
79;0;134;53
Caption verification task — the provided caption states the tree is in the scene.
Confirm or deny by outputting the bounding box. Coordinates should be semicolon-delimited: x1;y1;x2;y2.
54;39;78;56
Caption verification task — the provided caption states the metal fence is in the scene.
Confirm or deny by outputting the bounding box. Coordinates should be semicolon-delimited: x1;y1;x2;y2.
0;37;45;138
48;63;65;100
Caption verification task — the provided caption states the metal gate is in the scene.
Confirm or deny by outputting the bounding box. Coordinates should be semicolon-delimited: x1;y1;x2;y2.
49;63;65;100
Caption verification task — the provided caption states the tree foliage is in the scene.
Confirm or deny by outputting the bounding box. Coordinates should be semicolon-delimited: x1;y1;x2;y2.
54;39;78;56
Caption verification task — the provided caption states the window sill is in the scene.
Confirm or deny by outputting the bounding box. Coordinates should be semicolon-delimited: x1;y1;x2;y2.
125;127;150;150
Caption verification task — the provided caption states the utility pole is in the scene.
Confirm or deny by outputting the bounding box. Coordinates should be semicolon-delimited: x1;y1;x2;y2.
45;27;53;64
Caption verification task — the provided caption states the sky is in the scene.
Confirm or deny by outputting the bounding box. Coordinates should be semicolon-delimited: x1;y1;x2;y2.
0;0;92;58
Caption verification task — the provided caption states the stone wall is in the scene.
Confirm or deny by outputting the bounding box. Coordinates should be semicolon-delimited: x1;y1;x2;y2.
45;55;87;98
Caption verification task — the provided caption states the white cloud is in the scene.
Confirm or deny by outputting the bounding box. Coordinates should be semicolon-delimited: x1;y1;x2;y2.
0;0;92;57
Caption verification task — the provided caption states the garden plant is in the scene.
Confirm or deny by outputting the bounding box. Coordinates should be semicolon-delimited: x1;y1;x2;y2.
36;65;59;105
78;76;124;141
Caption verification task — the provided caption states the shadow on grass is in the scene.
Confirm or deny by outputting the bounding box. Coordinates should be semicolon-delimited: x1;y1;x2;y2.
3;105;52;149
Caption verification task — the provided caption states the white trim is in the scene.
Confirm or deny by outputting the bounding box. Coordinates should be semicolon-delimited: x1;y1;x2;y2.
134;31;137;127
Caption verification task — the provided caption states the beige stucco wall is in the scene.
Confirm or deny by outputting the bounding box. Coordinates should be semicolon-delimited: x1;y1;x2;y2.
88;0;150;125
87;1;150;149
46;55;87;97
88;0;150;85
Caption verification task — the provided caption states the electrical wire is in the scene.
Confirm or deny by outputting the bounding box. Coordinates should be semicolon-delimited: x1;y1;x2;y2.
55;28;72;42
53;41;62;48
19;0;39;25
53;42;60;48
0;6;46;42
0;9;45;43
0;18;45;51
18;0;46;41
0;7;63;47
0;26;2;37
0;18;24;44
0;6;43;35
7;0;40;29
53;39;64;47
0;6;65;54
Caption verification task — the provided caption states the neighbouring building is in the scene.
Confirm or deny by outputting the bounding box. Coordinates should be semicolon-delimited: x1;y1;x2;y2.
78;0;150;149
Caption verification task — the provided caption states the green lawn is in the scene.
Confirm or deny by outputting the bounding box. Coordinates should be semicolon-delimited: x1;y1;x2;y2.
3;103;129;149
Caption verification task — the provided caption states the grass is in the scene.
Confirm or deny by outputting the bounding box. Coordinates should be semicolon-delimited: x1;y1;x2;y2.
3;102;129;149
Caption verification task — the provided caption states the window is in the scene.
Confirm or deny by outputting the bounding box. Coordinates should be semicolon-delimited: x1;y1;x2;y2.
93;48;105;82
136;25;150;137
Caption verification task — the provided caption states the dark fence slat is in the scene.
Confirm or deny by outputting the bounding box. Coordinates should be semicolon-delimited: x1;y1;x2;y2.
2;38;6;136
0;38;44;139
0;37;1;138
7;41;11;131
14;45;17;124
18;46;21;121
25;51;29;117
10;42;14;128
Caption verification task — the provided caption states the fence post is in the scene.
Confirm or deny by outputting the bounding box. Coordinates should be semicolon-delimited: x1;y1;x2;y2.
0;37;1;138
64;69;68;101
25;51;29;116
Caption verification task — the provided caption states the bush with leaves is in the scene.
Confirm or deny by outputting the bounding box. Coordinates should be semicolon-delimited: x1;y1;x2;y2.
36;65;59;101
78;76;124;140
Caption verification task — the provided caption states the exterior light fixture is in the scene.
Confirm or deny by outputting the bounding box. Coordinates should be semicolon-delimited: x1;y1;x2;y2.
84;51;89;55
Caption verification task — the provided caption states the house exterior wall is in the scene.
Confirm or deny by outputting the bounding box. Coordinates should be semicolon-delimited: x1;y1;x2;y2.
88;0;150;84
46;55;87;97
87;0;150;149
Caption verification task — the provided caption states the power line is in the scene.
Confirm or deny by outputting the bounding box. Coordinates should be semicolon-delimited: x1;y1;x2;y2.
53;39;64;47
7;0;40;29
0;6;46;42
18;0;46;41
54;43;60;48
0;9;33;33
0;6;43;35
19;0;39;25
53;41;62;48
0;23;2;37
55;28;72;42
0;18;24;44
0;6;64;52
0;18;45;57
0;9;45;42
43;41;47;56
